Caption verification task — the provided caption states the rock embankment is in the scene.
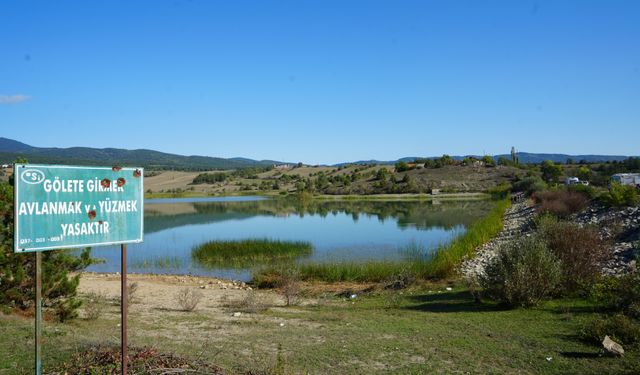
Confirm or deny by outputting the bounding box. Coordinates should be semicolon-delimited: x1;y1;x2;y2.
573;204;639;275
460;199;536;279
460;198;640;279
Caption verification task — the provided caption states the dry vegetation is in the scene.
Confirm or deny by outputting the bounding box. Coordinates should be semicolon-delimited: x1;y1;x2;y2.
143;164;526;197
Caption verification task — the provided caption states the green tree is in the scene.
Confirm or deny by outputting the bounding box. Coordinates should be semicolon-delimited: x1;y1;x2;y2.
0;181;94;321
541;160;563;183
439;154;454;166
577;166;592;182
395;161;410;172
482;155;495;166
375;168;389;181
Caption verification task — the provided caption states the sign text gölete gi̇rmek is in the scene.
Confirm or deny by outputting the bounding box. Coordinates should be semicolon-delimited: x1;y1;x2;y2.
14;164;144;252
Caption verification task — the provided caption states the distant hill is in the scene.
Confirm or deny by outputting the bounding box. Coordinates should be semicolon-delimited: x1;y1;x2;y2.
496;152;630;164
1;136;633;170
0;137;283;170
338;153;632;166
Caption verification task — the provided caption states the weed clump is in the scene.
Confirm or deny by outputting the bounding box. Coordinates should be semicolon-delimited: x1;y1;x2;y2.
83;291;106;320
176;288;203;312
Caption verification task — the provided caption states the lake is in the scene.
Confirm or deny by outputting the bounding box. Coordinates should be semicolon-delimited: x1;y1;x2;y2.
87;196;493;281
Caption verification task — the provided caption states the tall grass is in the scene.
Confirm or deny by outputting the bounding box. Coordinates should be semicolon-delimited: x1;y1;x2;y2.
253;199;511;283
422;198;511;278
192;238;312;269
130;256;184;270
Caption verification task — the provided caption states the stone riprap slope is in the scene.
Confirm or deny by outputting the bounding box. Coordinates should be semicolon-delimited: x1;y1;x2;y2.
574;204;639;275
460;198;536;279
461;197;640;279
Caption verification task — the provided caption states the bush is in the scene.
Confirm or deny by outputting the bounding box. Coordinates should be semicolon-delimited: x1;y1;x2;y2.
383;268;416;290
487;183;510;200
220;289;267;313
280;276;301;306
176;288;203;311
600;183;639;207
383;292;404;309
534;190;590;218
480;236;562;307
511;176;546;196
567;183;598;199
581;314;640;347
537;217;611;294
592;272;640;319
83;292;106;320
128;281;139;305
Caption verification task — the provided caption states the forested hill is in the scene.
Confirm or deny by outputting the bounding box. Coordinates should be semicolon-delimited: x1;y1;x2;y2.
0;137;282;170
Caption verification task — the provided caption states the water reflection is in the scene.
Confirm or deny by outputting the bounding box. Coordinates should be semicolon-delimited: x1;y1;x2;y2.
88;197;492;281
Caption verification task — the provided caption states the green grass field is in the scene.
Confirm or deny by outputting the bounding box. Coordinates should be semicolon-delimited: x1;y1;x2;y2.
1;285;638;374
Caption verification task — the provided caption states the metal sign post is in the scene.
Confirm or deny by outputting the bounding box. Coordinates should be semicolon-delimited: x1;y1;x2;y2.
121;244;128;374
35;252;42;375
13;164;144;374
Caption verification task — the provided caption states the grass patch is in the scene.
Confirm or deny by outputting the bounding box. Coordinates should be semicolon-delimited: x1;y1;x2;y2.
192;238;312;269
254;199;511;283
3;286;640;374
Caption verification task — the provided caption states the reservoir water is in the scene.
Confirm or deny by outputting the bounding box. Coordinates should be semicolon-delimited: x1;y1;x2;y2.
87;196;492;280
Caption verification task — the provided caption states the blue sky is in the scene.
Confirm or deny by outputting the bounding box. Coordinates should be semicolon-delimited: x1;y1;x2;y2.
1;1;638;164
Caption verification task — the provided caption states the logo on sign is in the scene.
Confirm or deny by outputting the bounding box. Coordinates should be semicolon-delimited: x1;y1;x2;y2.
21;169;45;185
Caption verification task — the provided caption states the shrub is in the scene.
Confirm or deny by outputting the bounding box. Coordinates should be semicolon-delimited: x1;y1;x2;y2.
176;288;203;311
83;292;106;320
480;236;562;307
567;183;597;199
511;176;547;196
127;282;139;305
383;268;416;290
592;272;640;319
487;183;510;200
383;292;404;309
221;289;267;313
281;277;301;306
537;217;611;294
534;190;590;218
600;183;639;207
240;290;266;313
581;314;640;347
